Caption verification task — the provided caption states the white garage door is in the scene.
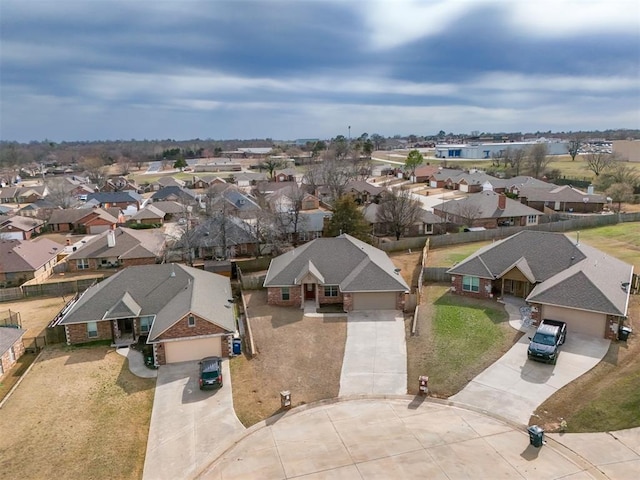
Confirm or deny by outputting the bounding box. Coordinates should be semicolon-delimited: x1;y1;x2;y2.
1;231;23;240
164;337;222;363
352;292;397;311
88;224;111;234
541;305;607;338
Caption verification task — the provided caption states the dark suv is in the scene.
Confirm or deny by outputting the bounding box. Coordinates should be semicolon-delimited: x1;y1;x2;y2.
198;356;223;390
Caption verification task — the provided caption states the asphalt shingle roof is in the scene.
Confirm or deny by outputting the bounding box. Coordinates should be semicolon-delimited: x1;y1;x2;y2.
264;234;409;292
437;190;541;219
0;327;26;356
0;238;61;273
66;227;165;261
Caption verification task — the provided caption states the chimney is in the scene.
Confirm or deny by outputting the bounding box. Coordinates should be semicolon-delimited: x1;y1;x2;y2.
107;230;116;248
498;194;506;210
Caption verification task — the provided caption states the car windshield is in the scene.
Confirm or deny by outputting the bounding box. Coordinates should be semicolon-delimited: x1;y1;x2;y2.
532;333;555;346
202;361;220;375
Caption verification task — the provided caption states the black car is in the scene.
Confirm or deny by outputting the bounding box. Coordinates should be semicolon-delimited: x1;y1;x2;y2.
198;356;223;389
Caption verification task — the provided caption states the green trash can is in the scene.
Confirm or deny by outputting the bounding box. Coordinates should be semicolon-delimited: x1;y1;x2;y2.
528;425;544;448
619;326;632;342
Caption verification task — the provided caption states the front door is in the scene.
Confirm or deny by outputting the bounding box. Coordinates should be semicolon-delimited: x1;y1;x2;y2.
305;283;315;300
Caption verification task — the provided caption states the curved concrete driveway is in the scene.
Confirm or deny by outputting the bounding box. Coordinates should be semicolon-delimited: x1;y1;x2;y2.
198;398;640;479
143;359;244;480
339;310;407;396
452;299;610;425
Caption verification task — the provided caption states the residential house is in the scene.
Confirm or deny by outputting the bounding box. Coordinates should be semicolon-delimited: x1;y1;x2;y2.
263;234;409;311
103;176;141;193
0;215;44;240
180;214;259;260
433;191;542;229
151;201;185;219
0;327;27;379
127;204;165;226
281;210;331;244
515;184;607;213
274;168;298;183
0;238;61;287
344;181;385;205
0;185;48;204
150;186;198;204
47;207;120;234
413;165;440;183
428;168;466;189
17;198;59;219
51;264;236;364
446;230;633;339
234;172;268;190
86;191;143;210
208;186;261;220
191;175;225;190
363;204;445;237
64;226;166;272
266;185;319;213
149;176;186;191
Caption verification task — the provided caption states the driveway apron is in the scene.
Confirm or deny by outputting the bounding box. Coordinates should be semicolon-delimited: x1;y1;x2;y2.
339;310;407;396
143;359;244;480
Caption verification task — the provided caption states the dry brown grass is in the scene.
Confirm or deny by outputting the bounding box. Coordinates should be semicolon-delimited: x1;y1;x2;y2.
0;296;67;337
230;290;346;427
0;344;154;480
388;250;423;288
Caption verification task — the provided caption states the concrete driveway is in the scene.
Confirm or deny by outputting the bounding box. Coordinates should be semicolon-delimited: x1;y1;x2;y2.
143;359;244;480
339;310;407;396
451;331;610;425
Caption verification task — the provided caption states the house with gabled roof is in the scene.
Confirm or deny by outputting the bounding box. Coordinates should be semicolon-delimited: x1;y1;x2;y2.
446;230;633;339
52;264;236;364
0;215;44;240
1;327;27;379
0;238;61;287
150;185;198;203
47;207;120;234
264;234;409;311
179;213;259;260
433;190;542;229
64;226;165;272
515;184;607;213
86;191;143;210
345;181;385;205
127;204;165;226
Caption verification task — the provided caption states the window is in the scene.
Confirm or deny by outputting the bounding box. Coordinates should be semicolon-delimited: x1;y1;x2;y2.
281;287;290;301
188;315;196;327
462;276;480;293
87;321;98;338
139;316;153;333
9;346;16;362
527;215;538;224
76;259;89;270
324;285;339;297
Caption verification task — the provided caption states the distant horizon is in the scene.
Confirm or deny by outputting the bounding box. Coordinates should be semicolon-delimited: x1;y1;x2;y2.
2;1;638;142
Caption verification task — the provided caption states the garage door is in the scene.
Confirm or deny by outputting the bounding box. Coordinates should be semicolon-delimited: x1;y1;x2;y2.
352;292;397;311
541;305;606;338
164;337;222;363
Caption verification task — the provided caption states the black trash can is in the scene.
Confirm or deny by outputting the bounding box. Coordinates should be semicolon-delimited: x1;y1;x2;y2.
619;326;632;342
232;338;242;355
528;425;544;448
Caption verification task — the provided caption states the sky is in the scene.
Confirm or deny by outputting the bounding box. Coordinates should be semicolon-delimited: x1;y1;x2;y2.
1;0;639;143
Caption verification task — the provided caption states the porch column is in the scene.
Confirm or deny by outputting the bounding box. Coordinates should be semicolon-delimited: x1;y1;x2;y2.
300;284;304;309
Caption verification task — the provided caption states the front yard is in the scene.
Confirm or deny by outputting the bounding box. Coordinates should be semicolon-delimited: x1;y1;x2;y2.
0;344;154;479
407;284;519;397
230;290;347;427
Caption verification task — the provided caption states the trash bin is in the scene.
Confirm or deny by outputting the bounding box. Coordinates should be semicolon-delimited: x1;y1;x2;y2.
232;338;242;355
619;326;632;342
528;425;544;448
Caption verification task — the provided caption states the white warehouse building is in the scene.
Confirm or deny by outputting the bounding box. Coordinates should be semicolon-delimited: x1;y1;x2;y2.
435;141;568;159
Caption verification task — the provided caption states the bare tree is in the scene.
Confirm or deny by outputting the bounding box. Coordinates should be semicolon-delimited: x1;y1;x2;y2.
44;178;74;208
605;183;634;212
455;202;483;228
526;143;551;179
585;152;615;177
81;157;108;189
376;187;422;240
567;139;581;161
273;185;308;246
510;148;526;176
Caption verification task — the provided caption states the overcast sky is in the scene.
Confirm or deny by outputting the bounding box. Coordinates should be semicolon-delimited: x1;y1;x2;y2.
1;0;639;143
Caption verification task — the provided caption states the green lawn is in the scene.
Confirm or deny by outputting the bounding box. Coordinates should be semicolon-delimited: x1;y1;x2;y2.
406;285;517;397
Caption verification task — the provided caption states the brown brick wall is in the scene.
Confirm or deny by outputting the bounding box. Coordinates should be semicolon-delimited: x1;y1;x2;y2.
318;287;343;306
66;321;112;344
606;315;619;340
121;257;158;268
343;293;353;311
267;286;302;307
154;343;166;365
396;292;406;311
0;338;25;379
450;275;493;299
529;303;542;326
156;313;230;340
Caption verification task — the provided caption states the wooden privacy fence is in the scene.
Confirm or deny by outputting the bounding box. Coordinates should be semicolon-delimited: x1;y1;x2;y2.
0;288;23;302
237;267;266;290
0;276;102;302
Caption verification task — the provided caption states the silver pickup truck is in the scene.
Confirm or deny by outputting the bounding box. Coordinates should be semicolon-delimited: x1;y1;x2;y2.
527;319;567;365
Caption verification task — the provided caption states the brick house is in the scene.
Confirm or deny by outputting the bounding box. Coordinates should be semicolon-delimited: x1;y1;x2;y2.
64;226;166;272
0;327;26;379
0;215;44;240
264;234;409;312
52;264;236;365
0;238;61;287
47;207;120;234
446;230;634;339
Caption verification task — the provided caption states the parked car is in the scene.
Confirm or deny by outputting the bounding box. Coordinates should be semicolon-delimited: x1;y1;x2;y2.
527;319;567;365
198;356;223;389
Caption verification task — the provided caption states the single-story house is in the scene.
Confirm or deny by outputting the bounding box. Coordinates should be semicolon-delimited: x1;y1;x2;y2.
64;226;166;272
433;191;542;229
263;234;409;311
363;204;446;237
0;238;61;287
17;198;59;219
0;327;27;379
47;207;120;234
344;181;385;205
86;191;143;210
180;214;259;260
127;204;165;226
52;264;236;365
515;185;607;213
150;186;198;203
446;230;633;339
0;215;44;240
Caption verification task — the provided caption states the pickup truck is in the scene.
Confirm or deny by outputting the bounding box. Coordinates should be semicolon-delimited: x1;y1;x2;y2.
527;319;567;364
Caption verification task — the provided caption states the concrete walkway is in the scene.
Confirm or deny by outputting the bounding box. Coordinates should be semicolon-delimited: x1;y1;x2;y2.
339;310;407;396
198;397;640;480
452;297;610;425
115;346;158;379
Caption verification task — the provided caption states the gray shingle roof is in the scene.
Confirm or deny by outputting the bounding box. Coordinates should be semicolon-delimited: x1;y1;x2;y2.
437;190;541;219
264;234;409;293
0;238;61;274
447;231;633;316
66;227;165;261
0;327;26;356
57;264;235;340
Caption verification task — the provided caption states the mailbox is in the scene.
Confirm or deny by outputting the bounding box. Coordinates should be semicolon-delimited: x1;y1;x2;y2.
280;390;291;408
419;376;429;395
